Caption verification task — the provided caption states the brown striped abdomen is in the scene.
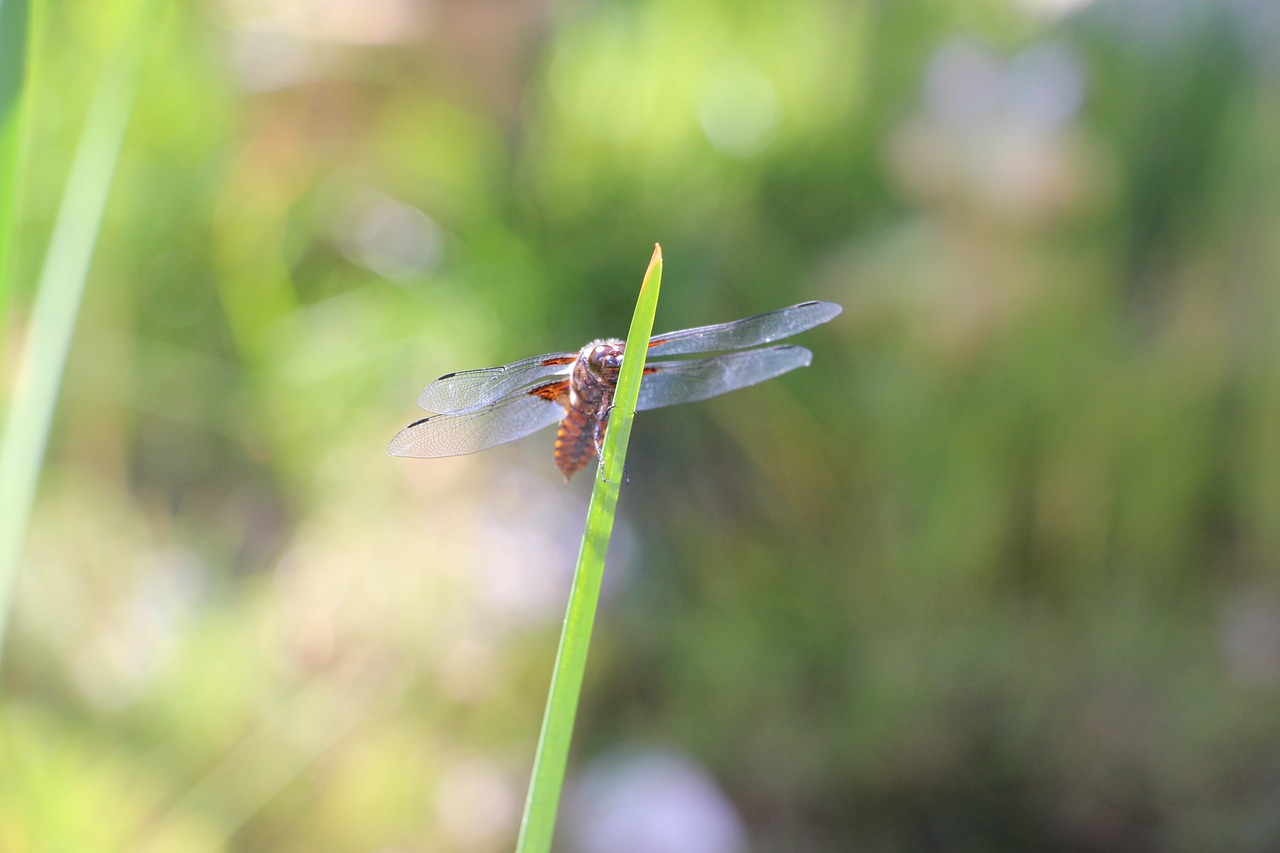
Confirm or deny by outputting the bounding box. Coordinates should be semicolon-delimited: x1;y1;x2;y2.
554;406;600;480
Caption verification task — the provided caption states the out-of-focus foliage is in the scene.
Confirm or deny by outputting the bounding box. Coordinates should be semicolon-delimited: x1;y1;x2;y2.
3;0;1280;850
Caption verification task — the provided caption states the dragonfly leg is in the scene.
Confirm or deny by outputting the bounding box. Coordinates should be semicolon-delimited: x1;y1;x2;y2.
593;404;632;485
594;405;631;484
593;405;611;461
598;461;629;485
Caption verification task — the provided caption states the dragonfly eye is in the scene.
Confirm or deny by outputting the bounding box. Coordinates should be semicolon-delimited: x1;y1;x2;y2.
587;345;621;378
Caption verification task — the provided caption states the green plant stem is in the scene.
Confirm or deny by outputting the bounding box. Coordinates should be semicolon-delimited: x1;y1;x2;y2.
0;0;33;322
515;244;663;853
0;0;162;659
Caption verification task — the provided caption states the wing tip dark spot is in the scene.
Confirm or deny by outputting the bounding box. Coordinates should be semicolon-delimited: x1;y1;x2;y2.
387;416;433;457
805;300;843;320
770;343;814;367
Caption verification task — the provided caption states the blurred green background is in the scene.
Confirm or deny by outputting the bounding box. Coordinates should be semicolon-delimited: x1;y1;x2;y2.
4;0;1280;850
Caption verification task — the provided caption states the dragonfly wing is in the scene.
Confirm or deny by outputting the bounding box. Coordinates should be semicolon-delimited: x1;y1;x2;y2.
636;345;813;411
646;301;841;357
390;388;566;458
417;352;577;414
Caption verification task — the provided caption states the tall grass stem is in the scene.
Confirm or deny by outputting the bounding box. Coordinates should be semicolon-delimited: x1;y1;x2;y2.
0;0;33;321
0;0;163;658
515;244;663;853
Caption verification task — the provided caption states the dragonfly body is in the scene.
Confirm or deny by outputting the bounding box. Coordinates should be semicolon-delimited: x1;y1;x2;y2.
389;300;841;479
554;338;623;479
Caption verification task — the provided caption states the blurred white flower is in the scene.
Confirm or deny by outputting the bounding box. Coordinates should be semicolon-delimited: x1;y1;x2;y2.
335;192;446;282
892;37;1094;225
564;748;747;853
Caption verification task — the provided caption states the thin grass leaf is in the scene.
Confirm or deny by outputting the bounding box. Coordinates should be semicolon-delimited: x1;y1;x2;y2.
516;244;663;853
0;0;164;658
0;0;33;326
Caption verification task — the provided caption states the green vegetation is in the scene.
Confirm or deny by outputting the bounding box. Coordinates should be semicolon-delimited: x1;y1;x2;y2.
517;245;661;853
0;0;31;317
4;1;1280;850
0;0;161;656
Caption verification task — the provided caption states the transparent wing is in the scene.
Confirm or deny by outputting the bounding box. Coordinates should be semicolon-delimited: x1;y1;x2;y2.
389;391;566;458
636;345;813;411
417;352;577;414
646;301;841;357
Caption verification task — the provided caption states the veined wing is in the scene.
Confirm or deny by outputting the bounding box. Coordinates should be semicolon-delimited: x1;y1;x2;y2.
417;351;577;414
646;301;841;357
636;345;813;411
389;384;567;458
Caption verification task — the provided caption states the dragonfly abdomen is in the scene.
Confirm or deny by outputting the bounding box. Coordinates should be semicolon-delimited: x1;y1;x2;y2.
554;406;600;480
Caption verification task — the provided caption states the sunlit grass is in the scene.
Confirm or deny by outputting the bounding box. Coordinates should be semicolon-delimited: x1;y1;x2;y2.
0;0;31;325
515;244;663;853
0;0;35;660
0;0;163;657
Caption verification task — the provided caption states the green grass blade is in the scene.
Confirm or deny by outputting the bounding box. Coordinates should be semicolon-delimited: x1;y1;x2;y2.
0;0;33;326
516;244;663;853
0;0;162;659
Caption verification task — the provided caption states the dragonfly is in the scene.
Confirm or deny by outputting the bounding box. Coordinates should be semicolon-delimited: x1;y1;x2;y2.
389;300;842;480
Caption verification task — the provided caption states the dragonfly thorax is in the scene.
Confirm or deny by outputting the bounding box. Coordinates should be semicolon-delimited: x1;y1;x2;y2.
569;339;623;410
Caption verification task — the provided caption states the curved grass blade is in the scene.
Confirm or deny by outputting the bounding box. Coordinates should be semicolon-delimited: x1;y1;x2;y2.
515;244;663;853
0;0;165;658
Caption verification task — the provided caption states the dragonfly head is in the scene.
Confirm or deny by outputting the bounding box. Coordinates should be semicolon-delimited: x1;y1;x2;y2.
585;341;623;382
